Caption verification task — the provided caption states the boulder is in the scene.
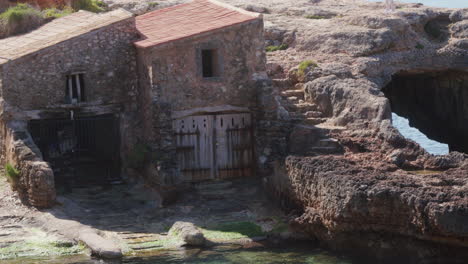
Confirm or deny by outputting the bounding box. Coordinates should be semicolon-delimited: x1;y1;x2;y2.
451;21;468;39
304;76;391;125
449;8;468;22
168;221;206;247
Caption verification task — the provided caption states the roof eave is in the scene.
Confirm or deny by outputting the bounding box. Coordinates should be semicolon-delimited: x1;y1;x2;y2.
134;16;262;49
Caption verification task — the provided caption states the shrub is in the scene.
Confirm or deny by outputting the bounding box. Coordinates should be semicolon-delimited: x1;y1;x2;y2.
265;43;288;52
298;60;318;77
305;15;326;19
42;7;73;19
5;163;20;190
415;43;424;50
148;2;159;8
0;4;44;37
72;0;105;13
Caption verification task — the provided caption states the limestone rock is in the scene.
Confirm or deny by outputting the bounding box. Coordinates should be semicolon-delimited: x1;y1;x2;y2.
304;76;391;125
244;4;269;14
451;21;468;39
168;221;206;246
79;230;122;259
449;8;468;22
299;28;397;57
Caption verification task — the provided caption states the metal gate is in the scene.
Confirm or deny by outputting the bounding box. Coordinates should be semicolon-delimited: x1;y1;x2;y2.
173;113;254;182
28;115;121;188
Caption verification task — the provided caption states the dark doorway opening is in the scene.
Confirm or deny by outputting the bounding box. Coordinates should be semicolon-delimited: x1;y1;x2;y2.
383;70;468;153
28;114;121;191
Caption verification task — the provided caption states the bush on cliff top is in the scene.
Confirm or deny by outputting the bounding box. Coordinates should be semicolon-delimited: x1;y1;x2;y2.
72;0;105;13
5;163;20;190
0;4;44;37
43;7;73;19
298;60;318;77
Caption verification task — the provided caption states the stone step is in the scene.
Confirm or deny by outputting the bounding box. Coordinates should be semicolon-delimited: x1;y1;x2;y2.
317;138;341;148
199;190;238;200
286;96;299;103
120;234;156;240
303;118;327;125
272;78;293;89
315;124;347;133
195;181;233;191
131;244;162;251
127;239;158;245
281;89;304;98
290;103;318;112
304;111;323;118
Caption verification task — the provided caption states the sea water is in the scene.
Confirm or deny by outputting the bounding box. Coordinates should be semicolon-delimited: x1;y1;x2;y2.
392;113;449;155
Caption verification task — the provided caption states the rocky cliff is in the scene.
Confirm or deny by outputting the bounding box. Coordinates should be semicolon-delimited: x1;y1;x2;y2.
18;0;468;262
101;0;468;262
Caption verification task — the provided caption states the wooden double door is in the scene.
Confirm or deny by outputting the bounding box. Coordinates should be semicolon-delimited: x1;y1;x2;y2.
173;113;254;182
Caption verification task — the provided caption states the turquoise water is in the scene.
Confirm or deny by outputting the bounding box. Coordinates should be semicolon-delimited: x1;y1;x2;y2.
368;0;467;8
1;245;354;264
392;113;449;155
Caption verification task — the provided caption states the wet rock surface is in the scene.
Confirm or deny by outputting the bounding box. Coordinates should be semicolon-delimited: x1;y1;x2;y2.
168;221;206;246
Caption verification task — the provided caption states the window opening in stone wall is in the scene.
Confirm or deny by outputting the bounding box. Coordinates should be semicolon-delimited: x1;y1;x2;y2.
202;49;219;78
66;74;85;103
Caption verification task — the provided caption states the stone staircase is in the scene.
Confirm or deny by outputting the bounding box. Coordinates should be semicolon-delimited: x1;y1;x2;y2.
273;78;344;155
275;79;326;126
194;181;236;200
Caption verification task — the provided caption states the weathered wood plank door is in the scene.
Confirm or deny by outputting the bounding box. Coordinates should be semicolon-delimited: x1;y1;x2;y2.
215;113;253;179
173;113;253;182
173;115;215;181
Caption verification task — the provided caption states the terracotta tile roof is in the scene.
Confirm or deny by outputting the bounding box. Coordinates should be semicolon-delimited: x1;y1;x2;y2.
135;0;261;48
0;9;133;64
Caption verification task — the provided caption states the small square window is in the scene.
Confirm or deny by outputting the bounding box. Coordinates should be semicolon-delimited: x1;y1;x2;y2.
201;49;220;78
66;74;85;104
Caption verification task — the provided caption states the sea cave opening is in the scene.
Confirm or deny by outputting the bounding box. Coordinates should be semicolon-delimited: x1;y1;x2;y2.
383;70;468;155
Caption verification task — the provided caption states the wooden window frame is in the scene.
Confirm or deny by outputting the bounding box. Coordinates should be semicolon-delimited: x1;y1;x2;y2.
66;73;85;104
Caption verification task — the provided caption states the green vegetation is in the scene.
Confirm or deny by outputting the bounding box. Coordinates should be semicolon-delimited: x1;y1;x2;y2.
42;7;73;19
298;60;318;77
415;43;425;50
5;163;19;190
0;4;42;24
305;15;326;19
266;43;288;52
71;0;105;13
0;229;85;260
0;4;44;37
202;222;264;241
148;2;160;8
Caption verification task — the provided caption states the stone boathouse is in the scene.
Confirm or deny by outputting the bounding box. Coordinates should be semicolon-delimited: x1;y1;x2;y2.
0;0;265;208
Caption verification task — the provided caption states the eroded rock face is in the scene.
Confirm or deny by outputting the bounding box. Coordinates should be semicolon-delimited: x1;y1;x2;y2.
242;0;468;261
286;154;468;261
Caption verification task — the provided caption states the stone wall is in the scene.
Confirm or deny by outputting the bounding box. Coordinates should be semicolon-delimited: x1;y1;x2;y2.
136;18;266;185
0;17;141;179
1;120;55;208
0;16;142;206
1;18;139;112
